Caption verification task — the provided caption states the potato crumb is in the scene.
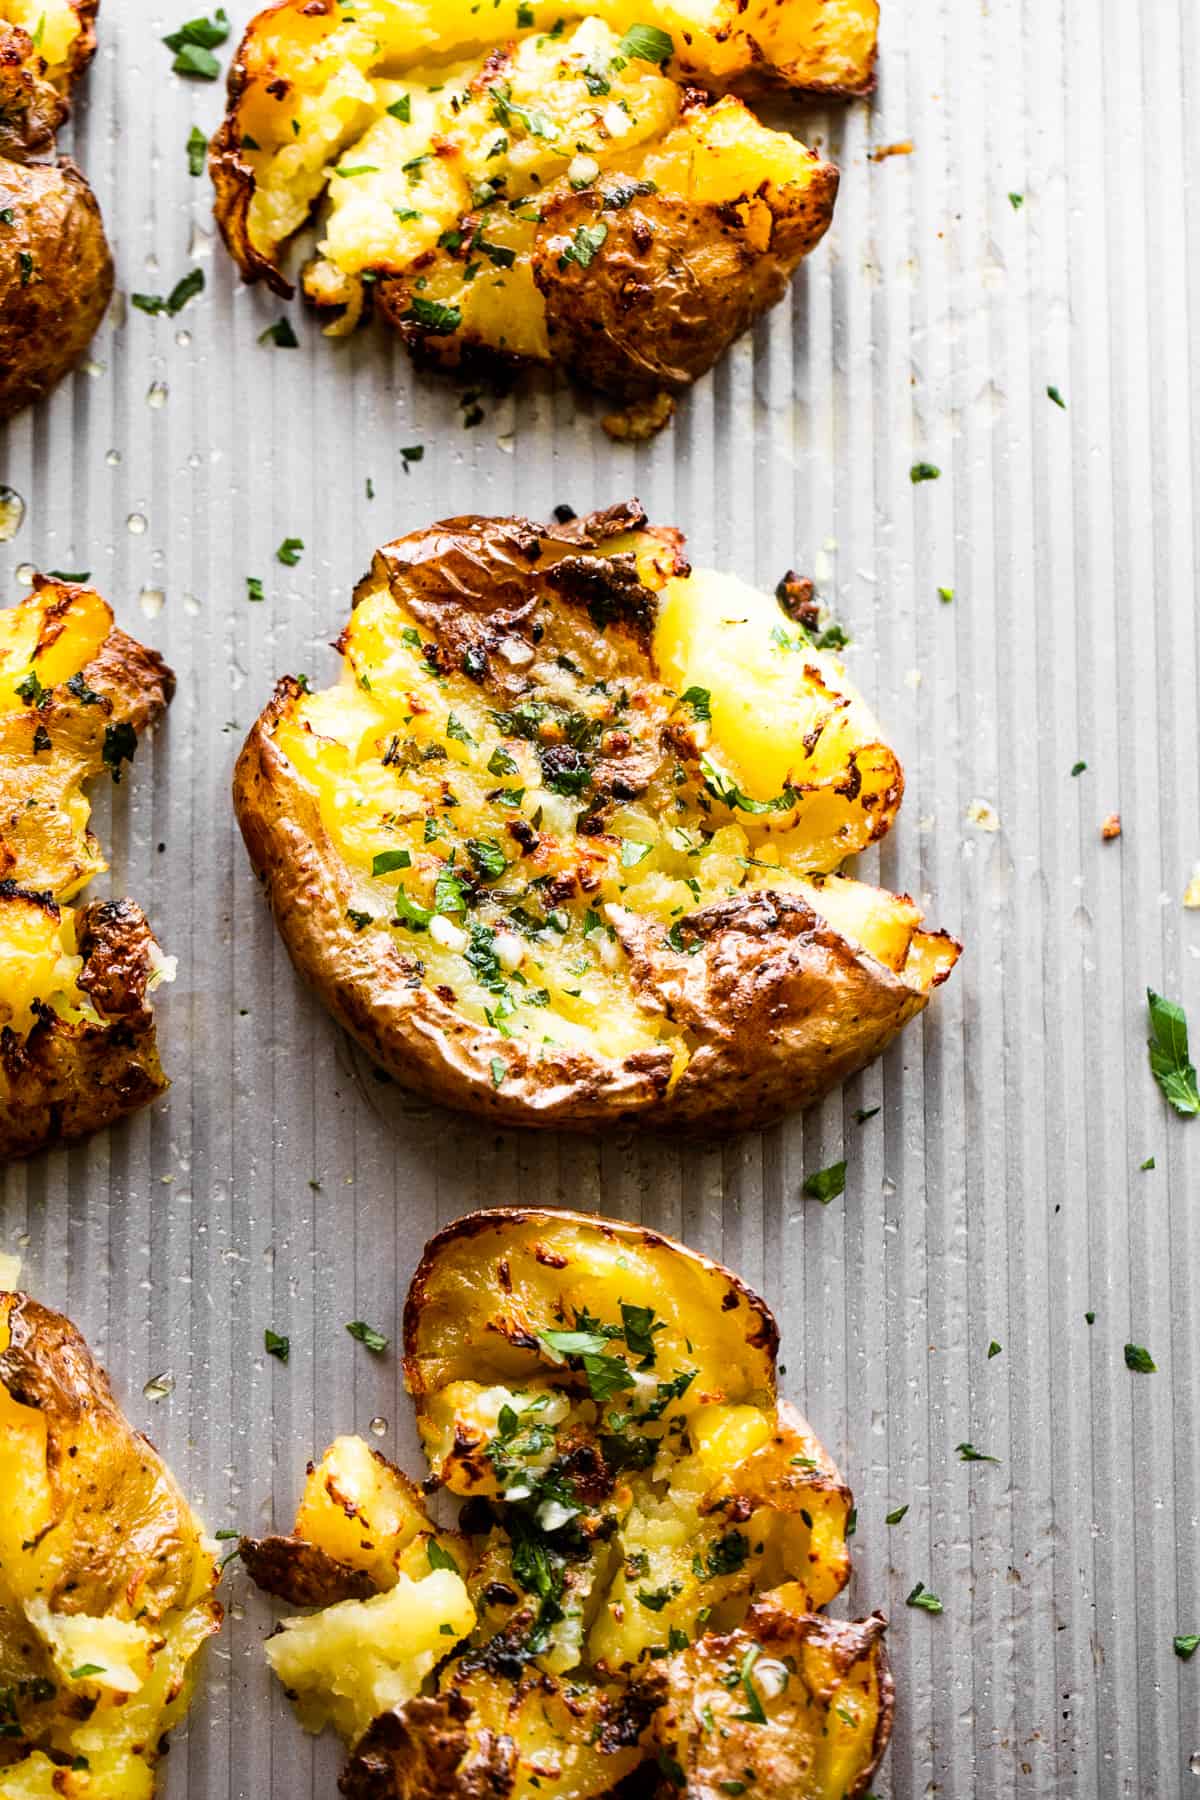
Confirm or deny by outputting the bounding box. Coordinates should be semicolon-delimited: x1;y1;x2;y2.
869;140;915;162
966;799;999;832
1184;866;1200;909
1100;812;1122;841
602;390;676;441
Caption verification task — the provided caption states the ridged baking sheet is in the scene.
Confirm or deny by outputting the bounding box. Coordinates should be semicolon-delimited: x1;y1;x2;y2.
3;0;1198;1794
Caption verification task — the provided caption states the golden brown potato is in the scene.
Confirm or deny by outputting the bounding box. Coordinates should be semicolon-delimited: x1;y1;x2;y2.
0;17;112;422
0;581;175;1160
245;1209;892;1800
0;1291;221;1798
0;0;97;93
233;505;959;1132
644;1595;893;1800
211;9;847;419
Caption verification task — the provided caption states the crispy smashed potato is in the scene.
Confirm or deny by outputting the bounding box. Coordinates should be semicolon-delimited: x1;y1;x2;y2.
234;503;959;1131
0;0;95;93
243;1208;893;1799
0;581;175;1160
212;8;851;416
0;12;111;421
0;1291;221;1797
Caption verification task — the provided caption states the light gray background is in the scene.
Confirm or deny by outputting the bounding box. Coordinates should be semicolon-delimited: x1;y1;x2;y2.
2;0;1198;1794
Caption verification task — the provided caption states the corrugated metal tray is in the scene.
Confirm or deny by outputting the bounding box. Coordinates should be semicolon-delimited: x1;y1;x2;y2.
2;1;1198;1794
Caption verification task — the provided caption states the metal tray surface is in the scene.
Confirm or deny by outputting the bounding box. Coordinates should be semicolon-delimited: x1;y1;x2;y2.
2;1;1198;1795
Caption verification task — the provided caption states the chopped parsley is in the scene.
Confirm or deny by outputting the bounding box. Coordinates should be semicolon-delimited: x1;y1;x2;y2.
259;317;299;348
956;1441;999;1463
276;537;304;566
988;1340;1002;1358
371;849;412;876
395;890;433;930
346;909;372;932
910;461;941;483
679;685;711;722
187;126;208;175
1146;989;1199;1116
401;444;425;469
264;1328;289;1362
427;1541;460;1574
1047;385;1067;409
885;1504;909;1525
703;1531;749;1578
163;8;229;79
559;221;608;270
386;95;412;121
131;268;205;316
345;1320;388;1353
405;296;462;334
1124;1343;1157;1374
490;1056;507;1089
102;721;138;780
733;1645;767;1724
246;576;264;603
802;1160;846;1204
616;23;674;65
906;1582;943;1614
14;670;48;708
1174;1634;1200;1661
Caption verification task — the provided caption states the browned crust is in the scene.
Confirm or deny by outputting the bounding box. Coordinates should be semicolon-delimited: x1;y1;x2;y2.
0;152;113;421
0;895;168;1160
646;1607;893;1800
232;508;952;1133
338;1693;499;1800
39;0;98;93
0;23;67;159
533;171;838;399
400;1206;779;1385
0;586;175;1161
0;1290;220;1622
234;679;679;1130
240;1534;381;1607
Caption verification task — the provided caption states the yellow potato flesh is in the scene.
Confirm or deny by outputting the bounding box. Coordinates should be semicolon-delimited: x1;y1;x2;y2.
264;1569;476;1745
0;1298;219;1800
273;540;942;1075
0;0;81;83
0;893;83;1032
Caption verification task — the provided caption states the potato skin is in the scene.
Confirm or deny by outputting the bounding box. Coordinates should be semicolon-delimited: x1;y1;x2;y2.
0;155;112;420
534;174;837;397
0;1290;221;1789
0;582;175;1160
0;17;111;422
0;895;168;1160
402;1206;779;1404
234;508;957;1133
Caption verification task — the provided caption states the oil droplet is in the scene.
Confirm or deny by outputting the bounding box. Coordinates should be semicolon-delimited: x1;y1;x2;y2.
147;381;168;409
369;1415;388;1438
126;511;147;535
189;221;213;259
144;252;160;275
143;1371;174;1401
0;487;25;542
15;562;35;586
105;448;121;466
183;593;201;616
139;585;165;619
175;329;191;348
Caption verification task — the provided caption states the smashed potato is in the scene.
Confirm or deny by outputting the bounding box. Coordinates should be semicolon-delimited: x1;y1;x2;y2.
0;581;174;1160
0;11;111;421
234;503;959;1131
242;1208;893;1799
0;1291;221;1797
212;8;848;418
